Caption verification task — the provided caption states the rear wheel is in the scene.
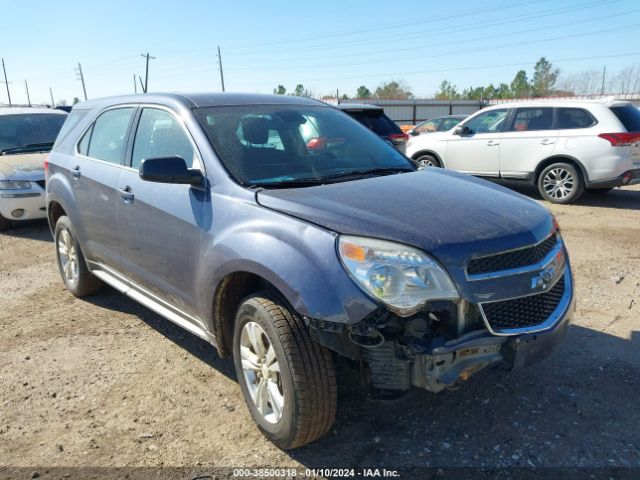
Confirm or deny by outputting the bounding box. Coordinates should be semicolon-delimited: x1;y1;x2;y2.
54;216;103;297
233;293;337;449
538;162;584;204
414;153;441;168
0;214;11;232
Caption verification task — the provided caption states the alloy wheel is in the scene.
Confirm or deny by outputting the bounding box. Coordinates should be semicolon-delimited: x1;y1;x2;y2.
543;167;575;200
57;229;79;284
239;321;284;424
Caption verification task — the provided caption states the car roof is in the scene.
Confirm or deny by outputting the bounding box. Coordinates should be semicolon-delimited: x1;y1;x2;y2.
335;103;383;111
0;107;67;116
483;98;633;110
74;92;327;110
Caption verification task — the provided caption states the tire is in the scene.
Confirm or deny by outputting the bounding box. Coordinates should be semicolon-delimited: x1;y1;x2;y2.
54;215;103;297
233;292;337;449
587;187;613;195
537;162;585;204
414;153;441;168
0;214;11;232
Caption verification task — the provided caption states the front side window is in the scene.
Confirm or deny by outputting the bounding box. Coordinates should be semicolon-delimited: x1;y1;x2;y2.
80;107;135;164
131;108;196;170
194;104;412;187
462;109;508;134
0;113;67;154
511;108;554;131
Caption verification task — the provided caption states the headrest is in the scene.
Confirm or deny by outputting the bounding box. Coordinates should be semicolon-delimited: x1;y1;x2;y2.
241;117;269;144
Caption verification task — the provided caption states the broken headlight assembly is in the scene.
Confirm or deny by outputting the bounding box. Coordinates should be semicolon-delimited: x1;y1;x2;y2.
338;235;459;315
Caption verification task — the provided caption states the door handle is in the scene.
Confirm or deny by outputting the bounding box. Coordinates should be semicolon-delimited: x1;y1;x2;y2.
118;186;134;202
71;166;81;178
540;139;557;145
486;140;500;146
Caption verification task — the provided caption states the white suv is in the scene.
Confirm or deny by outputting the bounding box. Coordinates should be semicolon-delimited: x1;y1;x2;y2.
405;99;640;203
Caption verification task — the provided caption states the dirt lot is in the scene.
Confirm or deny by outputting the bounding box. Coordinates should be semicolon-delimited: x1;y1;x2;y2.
1;186;639;477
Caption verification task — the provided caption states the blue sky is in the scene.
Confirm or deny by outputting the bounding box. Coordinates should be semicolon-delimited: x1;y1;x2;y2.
2;0;639;104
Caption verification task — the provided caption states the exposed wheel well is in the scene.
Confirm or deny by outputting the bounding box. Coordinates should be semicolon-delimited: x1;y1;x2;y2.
535;156;588;185
411;150;442;163
212;271;287;357
48;201;66;230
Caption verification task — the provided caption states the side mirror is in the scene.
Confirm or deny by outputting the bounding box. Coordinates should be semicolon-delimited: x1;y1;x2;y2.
139;156;203;185
454;125;471;136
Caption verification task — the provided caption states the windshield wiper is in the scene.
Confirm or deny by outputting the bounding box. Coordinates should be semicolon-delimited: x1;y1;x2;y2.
0;142;55;155
316;166;414;181
247;178;326;189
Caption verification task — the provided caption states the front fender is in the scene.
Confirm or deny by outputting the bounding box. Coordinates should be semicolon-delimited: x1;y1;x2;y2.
197;206;378;329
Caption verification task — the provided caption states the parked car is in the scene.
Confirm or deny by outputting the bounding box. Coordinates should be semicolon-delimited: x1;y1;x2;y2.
408;114;467;136
0;107;67;231
47;93;574;449
406;99;640;203
335;103;408;153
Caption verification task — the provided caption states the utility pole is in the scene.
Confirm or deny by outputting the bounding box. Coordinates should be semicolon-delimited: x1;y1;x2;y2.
75;62;88;100
140;52;156;93
336;88;340;105
217;46;225;92
24;79;31;107
138;76;145;93
1;58;12;107
601;66;606;95
133;74;137;93
50;87;55;106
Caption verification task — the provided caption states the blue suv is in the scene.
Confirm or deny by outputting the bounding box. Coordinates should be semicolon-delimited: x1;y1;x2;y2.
46;93;574;449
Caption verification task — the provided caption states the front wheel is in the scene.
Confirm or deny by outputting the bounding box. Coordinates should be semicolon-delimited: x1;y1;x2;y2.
414;153;441;168
538;162;585;204
233;293;337;449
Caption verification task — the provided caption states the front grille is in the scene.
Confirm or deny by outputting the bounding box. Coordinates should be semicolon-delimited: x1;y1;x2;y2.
467;234;558;276
35;180;46;190
481;275;565;331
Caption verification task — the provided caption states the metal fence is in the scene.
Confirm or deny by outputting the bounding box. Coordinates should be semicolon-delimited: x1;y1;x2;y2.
329;99;484;126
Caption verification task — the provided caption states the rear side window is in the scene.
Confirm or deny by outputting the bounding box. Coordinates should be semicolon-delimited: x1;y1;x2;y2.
511;108;554;131
78;107;135;164
131;108;195;169
53;110;88;148
610;105;640;132
347;110;401;136
557;108;596;129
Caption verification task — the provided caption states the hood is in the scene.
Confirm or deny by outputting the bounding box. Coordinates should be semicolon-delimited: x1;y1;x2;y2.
0;153;46;180
256;169;553;270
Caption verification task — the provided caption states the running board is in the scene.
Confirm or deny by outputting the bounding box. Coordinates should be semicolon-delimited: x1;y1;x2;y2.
89;265;217;347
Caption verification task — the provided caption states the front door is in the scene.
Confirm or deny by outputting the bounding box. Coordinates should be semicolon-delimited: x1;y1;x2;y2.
116;107;207;322
444;108;508;177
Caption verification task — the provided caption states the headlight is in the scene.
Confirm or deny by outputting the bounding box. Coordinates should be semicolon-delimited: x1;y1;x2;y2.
338;235;459;313
0;180;31;190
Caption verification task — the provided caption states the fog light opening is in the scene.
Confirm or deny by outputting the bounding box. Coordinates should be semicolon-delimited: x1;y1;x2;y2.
11;209;25;218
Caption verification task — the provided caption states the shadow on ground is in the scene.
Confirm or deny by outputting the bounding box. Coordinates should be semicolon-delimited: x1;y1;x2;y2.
510;185;640;211
2;219;52;242
82;286;640;468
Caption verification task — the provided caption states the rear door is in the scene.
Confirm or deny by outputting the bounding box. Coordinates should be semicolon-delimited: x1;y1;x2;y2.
73;106;136;269
115;106;207;322
499;107;557;180
444;108;508;176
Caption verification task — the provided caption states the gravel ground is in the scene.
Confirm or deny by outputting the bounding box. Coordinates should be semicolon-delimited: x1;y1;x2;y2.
1;186;639;478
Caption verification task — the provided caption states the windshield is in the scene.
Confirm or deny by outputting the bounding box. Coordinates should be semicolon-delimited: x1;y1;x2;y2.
0;113;67;154
194;104;413;187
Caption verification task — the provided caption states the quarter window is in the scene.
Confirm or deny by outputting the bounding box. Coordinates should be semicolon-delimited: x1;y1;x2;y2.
557;108;596;129
131;108;196;170
511;108;554;131
79;108;135;164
